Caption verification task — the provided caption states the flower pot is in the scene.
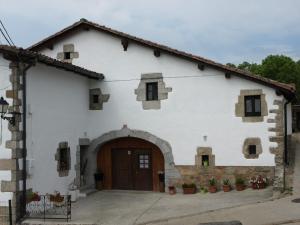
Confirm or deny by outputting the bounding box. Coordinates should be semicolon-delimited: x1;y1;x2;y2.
236;184;245;191
183;187;196;194
209;186;217;193
168;186;176;195
223;185;231;192
96;181;103;190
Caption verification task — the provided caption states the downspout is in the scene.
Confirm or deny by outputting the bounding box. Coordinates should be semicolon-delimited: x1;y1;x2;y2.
21;63;32;219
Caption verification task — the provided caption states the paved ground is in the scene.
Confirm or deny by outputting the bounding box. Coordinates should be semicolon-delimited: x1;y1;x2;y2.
23;187;273;225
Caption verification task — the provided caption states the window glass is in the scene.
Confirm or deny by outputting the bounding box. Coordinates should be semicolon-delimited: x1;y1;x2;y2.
245;98;252;113
146;82;158;101
254;98;261;112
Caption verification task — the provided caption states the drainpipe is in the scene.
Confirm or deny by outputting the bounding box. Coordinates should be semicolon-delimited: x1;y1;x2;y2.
21;62;32;219
284;97;293;166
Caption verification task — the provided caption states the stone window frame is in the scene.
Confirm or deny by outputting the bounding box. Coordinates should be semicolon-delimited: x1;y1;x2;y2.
235;89;268;122
57;44;79;63
195;147;215;169
242;138;262;159
89;88;110;110
134;73;172;110
55;142;71;177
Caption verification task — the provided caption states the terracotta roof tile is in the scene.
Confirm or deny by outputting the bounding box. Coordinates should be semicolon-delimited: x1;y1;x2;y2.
0;45;103;80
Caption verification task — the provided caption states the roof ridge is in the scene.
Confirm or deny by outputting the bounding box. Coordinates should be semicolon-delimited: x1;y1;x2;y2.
26;19;295;95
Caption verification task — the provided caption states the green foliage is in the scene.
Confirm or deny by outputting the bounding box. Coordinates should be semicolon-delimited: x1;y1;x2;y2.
223;179;230;185
235;178;245;185
209;177;217;186
227;55;300;102
182;183;196;188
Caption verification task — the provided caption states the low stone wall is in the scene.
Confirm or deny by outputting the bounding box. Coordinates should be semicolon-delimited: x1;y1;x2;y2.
171;165;275;190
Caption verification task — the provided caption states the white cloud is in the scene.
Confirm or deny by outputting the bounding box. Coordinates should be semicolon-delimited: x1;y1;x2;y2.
0;0;299;63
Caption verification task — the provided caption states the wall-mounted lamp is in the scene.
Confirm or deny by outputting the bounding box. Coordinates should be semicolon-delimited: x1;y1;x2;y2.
0;96;18;126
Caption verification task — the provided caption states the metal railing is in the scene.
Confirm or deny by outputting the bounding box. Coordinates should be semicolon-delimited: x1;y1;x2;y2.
25;195;71;221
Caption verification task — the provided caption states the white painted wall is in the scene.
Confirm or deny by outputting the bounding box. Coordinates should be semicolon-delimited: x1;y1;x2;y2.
0;55;13;204
23;29;288;194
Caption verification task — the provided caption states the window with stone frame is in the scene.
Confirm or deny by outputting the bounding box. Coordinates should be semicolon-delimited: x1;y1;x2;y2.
244;95;261;117
146;82;158;101
55;142;71;177
242;138;262;159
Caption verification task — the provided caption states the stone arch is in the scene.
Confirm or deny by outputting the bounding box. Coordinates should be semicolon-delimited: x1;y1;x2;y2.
84;125;180;189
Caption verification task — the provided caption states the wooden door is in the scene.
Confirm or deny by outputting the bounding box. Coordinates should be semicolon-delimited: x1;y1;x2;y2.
133;149;153;191
112;149;133;190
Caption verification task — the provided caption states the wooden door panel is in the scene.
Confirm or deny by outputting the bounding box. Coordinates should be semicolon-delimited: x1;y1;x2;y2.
133;149;153;191
112;149;133;190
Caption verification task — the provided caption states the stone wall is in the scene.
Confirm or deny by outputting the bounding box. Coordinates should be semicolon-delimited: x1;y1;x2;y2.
172;165;275;191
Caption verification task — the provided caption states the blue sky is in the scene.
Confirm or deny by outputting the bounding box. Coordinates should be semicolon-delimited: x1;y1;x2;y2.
0;0;299;64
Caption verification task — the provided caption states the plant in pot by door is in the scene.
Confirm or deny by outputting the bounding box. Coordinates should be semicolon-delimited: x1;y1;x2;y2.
235;178;246;191
222;179;231;192
250;175;267;190
182;183;197;194
94;170;104;190
208;177;217;193
168;185;176;195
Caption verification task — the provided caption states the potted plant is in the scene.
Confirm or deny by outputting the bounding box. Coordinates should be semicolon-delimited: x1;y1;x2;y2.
168;185;176;195
182;183;197;194
26;191;40;203
222;179;231;192
250;175;267;189
200;187;208;194
208;177;217;193
94;170;104;190
235;178;245;191
203;160;209;167
48;191;65;207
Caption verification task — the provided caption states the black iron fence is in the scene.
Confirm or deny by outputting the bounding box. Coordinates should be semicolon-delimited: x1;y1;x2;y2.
25;195;71;221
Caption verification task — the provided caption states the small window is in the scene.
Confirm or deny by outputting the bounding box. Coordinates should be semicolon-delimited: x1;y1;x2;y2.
146;82;158;101
139;154;150;169
202;155;209;166
59;148;69;171
244;95;261;117
93;94;99;104
64;52;71;60
249;145;257;155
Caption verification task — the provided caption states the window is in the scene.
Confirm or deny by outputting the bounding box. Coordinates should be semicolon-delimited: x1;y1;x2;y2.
244;95;261;117
93;94;99;104
59;148;69;171
146;82;158;101
64;52;71;60
139;154;150;169
249;145;257;155
202;155;209;166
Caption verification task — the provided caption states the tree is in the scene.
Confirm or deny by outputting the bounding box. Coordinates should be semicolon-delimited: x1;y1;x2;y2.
227;55;300;102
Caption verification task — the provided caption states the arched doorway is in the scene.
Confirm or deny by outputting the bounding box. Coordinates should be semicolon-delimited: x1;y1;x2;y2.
97;137;164;191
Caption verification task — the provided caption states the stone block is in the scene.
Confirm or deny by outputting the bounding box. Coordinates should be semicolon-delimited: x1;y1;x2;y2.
1;181;16;192
5;140;20;149
0;159;17;170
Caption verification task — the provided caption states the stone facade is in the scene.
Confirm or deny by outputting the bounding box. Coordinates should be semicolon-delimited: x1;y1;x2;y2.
235;89;268;122
268;100;285;192
57;44;79;63
242;138;263;159
134;73;172;110
174;165;275;191
89;88;110;110
0;62;25;224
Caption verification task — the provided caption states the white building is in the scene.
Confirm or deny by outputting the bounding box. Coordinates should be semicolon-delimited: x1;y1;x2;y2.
0;19;296;223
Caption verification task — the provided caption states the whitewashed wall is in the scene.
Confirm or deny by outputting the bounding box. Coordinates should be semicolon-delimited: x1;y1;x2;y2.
0;55;12;204
22;29;288;194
